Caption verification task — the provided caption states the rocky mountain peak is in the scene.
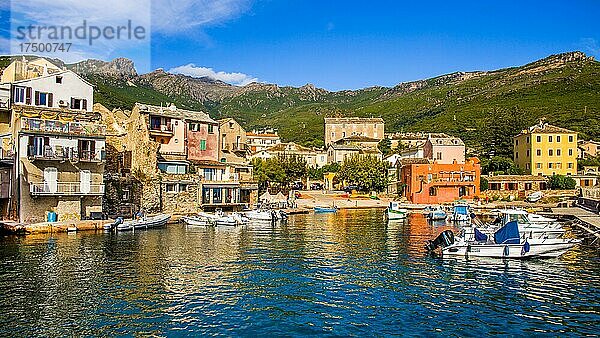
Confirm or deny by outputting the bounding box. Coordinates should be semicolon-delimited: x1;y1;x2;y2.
69;57;137;78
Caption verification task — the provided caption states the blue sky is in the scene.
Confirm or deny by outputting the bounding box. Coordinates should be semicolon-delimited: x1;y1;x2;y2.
2;0;600;90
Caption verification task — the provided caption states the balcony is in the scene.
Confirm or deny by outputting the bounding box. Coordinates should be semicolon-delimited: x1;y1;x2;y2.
29;182;105;196
21;118;106;137
28;145;106;162
149;121;173;136
231;143;249;151
201;173;240;184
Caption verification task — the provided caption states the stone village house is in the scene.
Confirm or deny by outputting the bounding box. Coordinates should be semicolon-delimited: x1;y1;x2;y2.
101;103;258;216
0;58;105;223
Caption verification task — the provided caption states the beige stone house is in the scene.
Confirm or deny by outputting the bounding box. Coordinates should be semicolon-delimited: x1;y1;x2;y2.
324;117;384;146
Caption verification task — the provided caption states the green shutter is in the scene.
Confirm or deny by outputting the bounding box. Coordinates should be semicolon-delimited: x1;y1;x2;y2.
200;140;206;150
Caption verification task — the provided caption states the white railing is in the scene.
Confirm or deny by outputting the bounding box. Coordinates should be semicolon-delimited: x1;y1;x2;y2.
29;182;105;196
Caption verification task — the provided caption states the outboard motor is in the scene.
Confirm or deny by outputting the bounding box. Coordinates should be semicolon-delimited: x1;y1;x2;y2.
111;217;124;229
279;210;288;222
425;230;455;252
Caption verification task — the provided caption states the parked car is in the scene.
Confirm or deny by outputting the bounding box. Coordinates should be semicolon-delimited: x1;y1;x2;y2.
310;182;323;190
291;182;305;190
343;185;362;193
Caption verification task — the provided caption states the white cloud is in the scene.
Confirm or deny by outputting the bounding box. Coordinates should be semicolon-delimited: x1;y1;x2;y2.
169;63;257;86
6;0;253;70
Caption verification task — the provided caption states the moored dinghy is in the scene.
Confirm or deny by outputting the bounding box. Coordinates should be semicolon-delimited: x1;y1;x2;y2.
386;201;408;220
116;214;171;231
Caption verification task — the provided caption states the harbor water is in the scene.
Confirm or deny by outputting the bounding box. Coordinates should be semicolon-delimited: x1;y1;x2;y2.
0;209;599;336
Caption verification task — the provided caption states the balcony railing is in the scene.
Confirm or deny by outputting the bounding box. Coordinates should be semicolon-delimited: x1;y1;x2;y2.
149;124;173;135
30;182;105;196
28;146;106;162
21;118;106;136
231;143;248;151
201;173;240;183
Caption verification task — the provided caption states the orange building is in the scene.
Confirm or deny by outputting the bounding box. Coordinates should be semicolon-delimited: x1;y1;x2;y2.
399;157;481;204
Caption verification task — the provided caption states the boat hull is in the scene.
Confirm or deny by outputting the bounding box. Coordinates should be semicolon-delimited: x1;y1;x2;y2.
117;214;171;231
386;208;407;219
442;239;580;259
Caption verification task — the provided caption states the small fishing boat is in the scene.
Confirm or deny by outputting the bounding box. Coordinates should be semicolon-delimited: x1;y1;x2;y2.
215;212;247;226
314;206;338;213
447;203;472;222
386;202;408;220
426;221;580;259
182;215;213;227
245;209;274;221
426;206;447;221
527;191;543;203
116;214;171;231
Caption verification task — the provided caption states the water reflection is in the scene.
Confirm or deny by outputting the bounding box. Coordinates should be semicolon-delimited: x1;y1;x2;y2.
0;209;598;336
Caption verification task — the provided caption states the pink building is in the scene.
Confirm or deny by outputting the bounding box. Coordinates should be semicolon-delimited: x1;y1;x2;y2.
423;134;465;164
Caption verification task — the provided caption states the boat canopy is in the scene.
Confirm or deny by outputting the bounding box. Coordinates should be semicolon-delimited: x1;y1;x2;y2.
494;221;520;244
474;228;488;242
454;205;469;215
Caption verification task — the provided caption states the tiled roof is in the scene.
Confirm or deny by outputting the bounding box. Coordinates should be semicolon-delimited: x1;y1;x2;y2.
427;136;465;146
267;142;313;153
529;123;575;134
135;103;216;124
399;158;431;165
334;135;381;143
246;132;279;137
325;117;384;123
486;175;548;182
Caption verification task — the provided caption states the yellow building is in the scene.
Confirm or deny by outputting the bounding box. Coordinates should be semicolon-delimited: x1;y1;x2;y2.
514;122;578;176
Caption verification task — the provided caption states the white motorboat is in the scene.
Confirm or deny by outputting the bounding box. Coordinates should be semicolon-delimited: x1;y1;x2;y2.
116;214;171;231
386;202;408;220
527;191;543;203
182;215;213;227
447;203;472;222
426;221;580;259
216;212;247;226
487;209;565;239
245;209;273;221
426;206;447;221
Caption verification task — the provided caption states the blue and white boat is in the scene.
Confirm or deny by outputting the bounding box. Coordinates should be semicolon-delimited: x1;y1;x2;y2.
426;206;447;221
447;203;472;222
426;221;580;259
314;206;338;213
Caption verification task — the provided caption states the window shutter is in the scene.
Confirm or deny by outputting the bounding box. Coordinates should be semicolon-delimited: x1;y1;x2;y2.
34;91;40;105
70;98;75;108
47;93;53;107
82;99;87;110
25;87;32;104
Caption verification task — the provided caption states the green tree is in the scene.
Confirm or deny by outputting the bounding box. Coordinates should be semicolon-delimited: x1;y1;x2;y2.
577;156;600;171
480;177;489;191
308;162;341;180
251;158;286;190
481;156;524;175
278;154;308;183
548;174;577;190
337;155;389;192
378;137;392;156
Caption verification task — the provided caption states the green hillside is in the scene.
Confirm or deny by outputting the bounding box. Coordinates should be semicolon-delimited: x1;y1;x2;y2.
2;52;599;157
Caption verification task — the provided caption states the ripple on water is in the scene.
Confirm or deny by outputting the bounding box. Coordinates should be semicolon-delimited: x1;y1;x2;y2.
0;209;599;336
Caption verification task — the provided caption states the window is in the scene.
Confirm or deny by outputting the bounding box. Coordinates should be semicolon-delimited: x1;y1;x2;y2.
35;91;52;107
556;135;561;142
568;135;574;142
200;139;207;150
536;136;541;142
526;150;530;157
548;163;553;169
548;149;553;156
536;149;541;156
203;168;217;181
13;86;25;103
189;123;199;131
515;140;519;146
536;163;542;169
516;152;519;159
556;149;561;156
548;136;553;142
56;76;63;84
70;98;87;110
436;152;442;160
429;187;437;196
525;163;530;170
526;136;530;143
158;162;187;174
568;163;573;169
208;124;214;134
556;163;562;169
213;188;222;203
568;149;573;156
